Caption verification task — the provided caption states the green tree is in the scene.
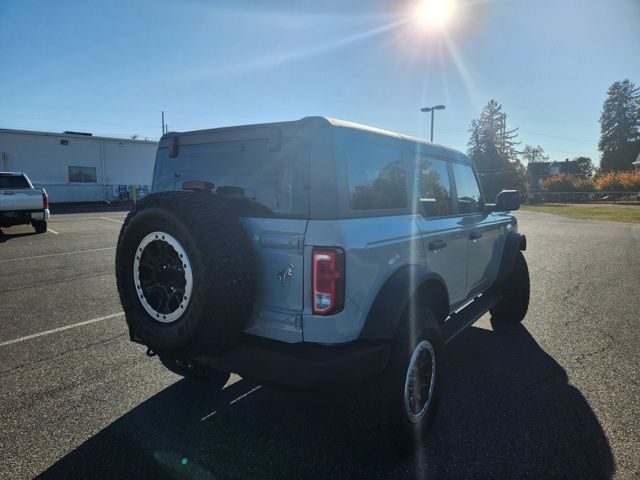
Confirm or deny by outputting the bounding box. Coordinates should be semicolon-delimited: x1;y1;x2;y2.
521;145;549;163
467;99;526;199
573;156;594;177
598;79;640;171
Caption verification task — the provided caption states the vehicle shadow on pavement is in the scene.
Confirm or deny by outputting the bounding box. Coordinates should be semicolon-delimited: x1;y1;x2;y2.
37;324;614;480
0;228;38;243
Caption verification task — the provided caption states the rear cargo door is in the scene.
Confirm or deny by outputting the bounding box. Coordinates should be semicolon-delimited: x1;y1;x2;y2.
240;218;307;343
167;129;310;343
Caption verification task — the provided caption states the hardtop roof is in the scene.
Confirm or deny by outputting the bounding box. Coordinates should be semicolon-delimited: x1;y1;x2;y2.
161;116;471;163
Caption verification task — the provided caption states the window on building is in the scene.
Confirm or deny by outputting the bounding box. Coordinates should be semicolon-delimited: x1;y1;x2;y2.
68;166;97;183
347;141;407;210
418;158;453;217
451;162;484;214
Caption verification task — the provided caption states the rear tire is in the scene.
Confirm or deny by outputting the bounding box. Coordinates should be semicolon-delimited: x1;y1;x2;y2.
490;251;530;326
32;220;47;234
345;306;443;456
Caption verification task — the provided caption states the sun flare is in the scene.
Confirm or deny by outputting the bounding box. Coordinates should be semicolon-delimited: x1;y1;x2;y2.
413;0;457;30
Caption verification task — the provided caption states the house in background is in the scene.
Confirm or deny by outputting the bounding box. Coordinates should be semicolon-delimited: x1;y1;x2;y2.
526;158;586;193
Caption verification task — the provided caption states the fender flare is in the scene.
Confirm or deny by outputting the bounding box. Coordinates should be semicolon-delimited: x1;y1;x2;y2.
359;265;449;341
496;231;527;283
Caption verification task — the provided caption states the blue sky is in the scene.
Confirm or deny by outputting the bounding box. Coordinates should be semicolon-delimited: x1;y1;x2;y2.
1;0;639;165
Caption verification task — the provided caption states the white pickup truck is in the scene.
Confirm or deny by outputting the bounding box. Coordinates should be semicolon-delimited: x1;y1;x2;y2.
0;172;49;233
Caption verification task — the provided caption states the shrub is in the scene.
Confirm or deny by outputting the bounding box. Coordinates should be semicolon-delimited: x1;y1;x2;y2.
572;177;596;192
619;170;640;191
541;174;575;192
595;170;640;192
541;174;595;192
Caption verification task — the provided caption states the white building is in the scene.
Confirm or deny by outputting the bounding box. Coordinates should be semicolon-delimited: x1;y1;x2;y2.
0;128;158;203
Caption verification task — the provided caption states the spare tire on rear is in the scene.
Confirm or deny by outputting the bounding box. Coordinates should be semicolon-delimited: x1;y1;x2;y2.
115;191;256;357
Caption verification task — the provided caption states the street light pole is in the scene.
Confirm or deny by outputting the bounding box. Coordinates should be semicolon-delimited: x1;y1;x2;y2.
430;108;435;142
420;104;446;142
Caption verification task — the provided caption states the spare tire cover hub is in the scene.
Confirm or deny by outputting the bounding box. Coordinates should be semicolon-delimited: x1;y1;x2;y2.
133;231;193;323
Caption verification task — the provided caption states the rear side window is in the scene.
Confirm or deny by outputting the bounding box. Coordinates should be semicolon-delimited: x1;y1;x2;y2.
347;141;407;210
451;162;483;213
0;174;30;189
418;158;453;217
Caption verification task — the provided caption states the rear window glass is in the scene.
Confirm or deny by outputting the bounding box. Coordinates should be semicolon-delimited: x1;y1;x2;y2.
175;139;307;217
346;141;407;210
0;175;30;189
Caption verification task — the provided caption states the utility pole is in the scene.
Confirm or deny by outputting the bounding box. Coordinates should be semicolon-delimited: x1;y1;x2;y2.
500;113;506;157
161;111;166;135
420;105;446;142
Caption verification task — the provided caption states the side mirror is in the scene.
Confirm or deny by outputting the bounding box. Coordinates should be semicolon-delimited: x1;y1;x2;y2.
492;190;520;211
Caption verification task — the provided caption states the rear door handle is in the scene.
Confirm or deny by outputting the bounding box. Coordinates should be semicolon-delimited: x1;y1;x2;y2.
469;231;483;240
428;240;447;251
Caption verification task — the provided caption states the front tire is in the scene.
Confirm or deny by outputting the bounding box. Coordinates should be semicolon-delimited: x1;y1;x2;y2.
490;251;530;326
345;306;443;456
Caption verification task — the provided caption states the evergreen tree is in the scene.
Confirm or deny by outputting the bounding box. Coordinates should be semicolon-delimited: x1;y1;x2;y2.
598;79;640;171
467;99;526;199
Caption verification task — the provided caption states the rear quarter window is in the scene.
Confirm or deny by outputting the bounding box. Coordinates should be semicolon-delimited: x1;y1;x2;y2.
346;141;407;210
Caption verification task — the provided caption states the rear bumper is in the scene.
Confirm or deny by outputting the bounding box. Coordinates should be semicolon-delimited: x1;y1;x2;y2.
0;208;48;226
31;209;49;221
194;335;390;389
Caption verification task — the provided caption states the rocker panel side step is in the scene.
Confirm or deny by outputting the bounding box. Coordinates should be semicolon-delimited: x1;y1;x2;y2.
442;291;501;344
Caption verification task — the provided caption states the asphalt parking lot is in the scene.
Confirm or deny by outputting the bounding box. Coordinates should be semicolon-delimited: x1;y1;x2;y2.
1;210;638;479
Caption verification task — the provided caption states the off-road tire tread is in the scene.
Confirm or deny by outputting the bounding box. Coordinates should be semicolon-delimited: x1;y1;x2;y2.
344;306;443;456
490;251;530;325
115;191;256;356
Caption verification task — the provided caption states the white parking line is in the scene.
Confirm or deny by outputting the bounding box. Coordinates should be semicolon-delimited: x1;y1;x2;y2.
0;246;116;264
200;385;262;421
98;217;124;224
47;228;60;235
0;312;124;347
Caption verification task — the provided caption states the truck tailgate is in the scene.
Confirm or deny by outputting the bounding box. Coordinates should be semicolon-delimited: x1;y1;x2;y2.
0;189;43;211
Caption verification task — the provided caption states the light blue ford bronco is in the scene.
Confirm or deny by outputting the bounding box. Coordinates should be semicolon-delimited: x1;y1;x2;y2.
115;117;529;455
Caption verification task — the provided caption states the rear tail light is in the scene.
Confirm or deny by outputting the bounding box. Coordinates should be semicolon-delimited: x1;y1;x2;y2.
42;192;49;209
312;247;345;315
